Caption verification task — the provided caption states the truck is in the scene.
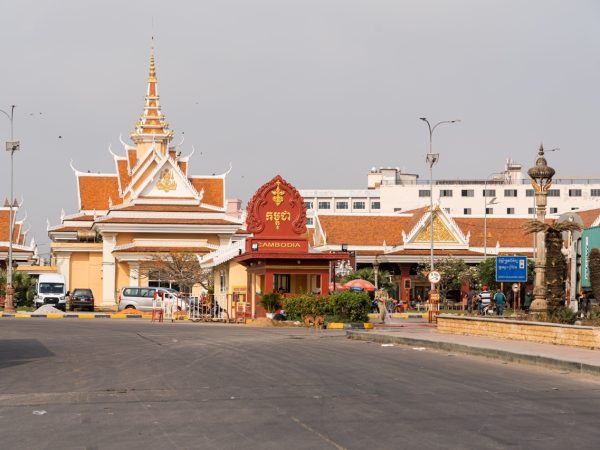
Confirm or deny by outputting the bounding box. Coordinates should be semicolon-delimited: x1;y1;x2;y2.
34;274;67;311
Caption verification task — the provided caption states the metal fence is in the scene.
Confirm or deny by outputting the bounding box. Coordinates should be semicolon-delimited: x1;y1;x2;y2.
187;293;250;323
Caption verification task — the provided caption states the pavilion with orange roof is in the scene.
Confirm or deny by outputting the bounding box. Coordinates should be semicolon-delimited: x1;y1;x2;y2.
48;46;245;309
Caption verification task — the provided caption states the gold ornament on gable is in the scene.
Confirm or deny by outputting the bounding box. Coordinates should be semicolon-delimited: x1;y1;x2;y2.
414;215;458;243
271;180;285;206
157;168;177;192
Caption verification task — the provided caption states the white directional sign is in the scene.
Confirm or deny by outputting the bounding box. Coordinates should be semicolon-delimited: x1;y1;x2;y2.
428;270;441;284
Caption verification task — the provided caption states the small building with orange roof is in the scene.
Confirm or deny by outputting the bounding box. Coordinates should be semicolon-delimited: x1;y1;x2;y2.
310;205;600;303
0;199;38;270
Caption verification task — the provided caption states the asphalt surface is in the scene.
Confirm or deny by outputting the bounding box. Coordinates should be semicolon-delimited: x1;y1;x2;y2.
1;320;599;450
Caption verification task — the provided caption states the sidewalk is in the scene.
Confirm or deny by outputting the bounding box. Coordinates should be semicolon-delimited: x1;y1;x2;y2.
347;322;600;377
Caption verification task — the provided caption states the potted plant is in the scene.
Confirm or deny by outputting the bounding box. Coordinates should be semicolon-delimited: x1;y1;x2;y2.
260;293;282;319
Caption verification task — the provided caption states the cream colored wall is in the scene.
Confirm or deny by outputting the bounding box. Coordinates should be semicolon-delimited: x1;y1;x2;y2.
116;232;222;246
69;252;103;301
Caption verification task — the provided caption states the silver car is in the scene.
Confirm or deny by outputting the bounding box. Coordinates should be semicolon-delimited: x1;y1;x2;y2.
117;287;182;312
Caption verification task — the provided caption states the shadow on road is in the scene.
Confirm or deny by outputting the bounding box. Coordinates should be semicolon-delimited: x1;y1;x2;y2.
0;339;54;370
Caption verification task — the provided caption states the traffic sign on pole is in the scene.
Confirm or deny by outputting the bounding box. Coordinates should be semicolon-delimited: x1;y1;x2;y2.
428;270;441;284
496;256;527;282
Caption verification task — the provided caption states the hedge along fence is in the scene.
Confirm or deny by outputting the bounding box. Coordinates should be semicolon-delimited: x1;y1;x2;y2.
282;291;371;323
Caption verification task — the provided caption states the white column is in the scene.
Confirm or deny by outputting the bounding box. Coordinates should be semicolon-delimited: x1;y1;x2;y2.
102;233;117;307
55;252;71;291
129;262;140;287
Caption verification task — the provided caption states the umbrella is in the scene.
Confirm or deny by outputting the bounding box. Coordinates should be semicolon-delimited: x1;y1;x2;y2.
342;279;376;292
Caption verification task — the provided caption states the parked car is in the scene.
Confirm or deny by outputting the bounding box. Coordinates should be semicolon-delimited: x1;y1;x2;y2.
69;288;95;312
117;287;185;312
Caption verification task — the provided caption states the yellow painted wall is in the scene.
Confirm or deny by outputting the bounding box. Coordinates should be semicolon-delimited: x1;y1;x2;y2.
228;261;247;295
291;274;308;294
115;261;130;295
69;252;103;301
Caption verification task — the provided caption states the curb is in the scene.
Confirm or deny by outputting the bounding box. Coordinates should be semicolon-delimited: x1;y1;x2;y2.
346;330;600;377
367;313;428;320
0;312;145;319
327;322;373;330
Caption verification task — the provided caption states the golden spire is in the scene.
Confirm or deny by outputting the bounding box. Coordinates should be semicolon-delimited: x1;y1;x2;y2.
149;43;156;81
130;40;173;143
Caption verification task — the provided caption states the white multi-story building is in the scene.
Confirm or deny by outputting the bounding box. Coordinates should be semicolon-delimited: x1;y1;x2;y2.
300;158;600;223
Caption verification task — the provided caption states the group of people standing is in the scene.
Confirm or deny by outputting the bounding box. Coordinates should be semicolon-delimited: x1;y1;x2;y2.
465;285;531;316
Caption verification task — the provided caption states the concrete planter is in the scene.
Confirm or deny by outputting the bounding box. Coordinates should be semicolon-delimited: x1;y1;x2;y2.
437;315;600;350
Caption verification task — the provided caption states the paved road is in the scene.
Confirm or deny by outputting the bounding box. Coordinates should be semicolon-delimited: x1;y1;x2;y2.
1;320;599;450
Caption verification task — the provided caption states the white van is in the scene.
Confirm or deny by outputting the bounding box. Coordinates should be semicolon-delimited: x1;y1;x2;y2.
117;287;184;312
34;274;67;311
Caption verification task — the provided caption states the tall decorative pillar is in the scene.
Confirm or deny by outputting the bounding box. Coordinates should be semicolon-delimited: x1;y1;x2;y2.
527;144;555;312
101;233;117;307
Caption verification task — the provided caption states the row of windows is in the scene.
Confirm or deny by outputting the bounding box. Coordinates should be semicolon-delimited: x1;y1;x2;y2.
418;188;600;198
462;207;559;215
308;201;381;210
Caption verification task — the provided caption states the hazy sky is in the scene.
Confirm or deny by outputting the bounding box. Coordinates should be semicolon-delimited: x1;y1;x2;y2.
1;0;599;257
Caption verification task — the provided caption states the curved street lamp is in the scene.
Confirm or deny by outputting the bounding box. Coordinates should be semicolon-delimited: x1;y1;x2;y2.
1;105;19;314
419;117;460;293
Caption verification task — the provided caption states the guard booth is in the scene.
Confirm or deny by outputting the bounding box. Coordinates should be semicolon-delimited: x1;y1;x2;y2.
235;175;347;318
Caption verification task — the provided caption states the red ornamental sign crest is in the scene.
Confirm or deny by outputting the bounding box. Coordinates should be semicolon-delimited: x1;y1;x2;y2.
246;175;307;239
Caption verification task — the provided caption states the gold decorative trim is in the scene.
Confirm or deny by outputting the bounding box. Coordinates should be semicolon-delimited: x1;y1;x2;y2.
157;168;177;192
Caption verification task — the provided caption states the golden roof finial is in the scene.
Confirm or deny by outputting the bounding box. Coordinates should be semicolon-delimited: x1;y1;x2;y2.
149;37;156;81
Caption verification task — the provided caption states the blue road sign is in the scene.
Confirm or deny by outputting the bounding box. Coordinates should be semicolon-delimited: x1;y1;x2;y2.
496;256;528;282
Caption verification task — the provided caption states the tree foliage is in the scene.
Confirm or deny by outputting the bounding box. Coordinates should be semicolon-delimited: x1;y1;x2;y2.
141;252;213;293
416;257;474;300
0;270;36;307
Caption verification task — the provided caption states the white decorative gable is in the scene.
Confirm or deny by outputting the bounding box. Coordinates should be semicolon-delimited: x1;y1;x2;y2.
136;155;200;202
403;205;469;249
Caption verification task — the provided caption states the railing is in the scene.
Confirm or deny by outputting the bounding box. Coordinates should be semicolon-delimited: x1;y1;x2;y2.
187;293;249;323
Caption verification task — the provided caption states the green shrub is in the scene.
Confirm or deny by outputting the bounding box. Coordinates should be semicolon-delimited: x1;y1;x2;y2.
282;294;328;320
547;306;577;325
328;291;370;323
259;293;282;313
282;291;370;323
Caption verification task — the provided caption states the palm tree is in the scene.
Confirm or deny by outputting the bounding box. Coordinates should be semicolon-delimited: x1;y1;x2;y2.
524;220;582;312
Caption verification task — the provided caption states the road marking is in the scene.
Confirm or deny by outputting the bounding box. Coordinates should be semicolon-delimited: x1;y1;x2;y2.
78;314;96;319
290;416;347;450
46;314;65;319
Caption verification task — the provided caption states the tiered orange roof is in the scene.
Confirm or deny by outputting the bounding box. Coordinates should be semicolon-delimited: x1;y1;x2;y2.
316;215;414;246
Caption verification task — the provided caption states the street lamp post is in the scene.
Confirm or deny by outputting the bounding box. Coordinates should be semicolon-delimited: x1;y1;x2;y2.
527;144;555;312
483;172;503;257
1;105;19;314
420;117;460;293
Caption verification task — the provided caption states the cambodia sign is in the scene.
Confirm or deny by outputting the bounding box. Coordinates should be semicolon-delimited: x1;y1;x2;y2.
496;256;527;282
581;226;600;288
245;175;308;253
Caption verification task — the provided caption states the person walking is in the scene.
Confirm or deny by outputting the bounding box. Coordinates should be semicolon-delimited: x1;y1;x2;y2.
467;286;476;314
493;288;506;316
524;290;532;312
479;286;491;315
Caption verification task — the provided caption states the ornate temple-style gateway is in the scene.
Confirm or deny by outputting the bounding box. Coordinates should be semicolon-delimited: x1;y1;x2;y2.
48;48;244;307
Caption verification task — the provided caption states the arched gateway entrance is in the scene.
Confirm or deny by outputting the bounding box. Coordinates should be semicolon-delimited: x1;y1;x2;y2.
235;175;347;317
